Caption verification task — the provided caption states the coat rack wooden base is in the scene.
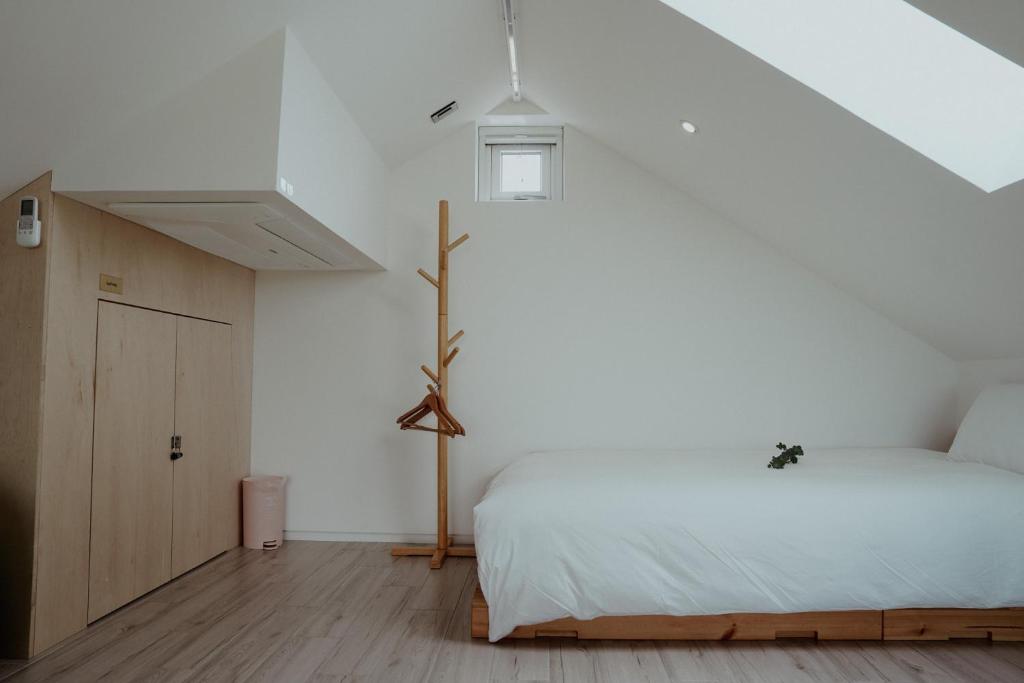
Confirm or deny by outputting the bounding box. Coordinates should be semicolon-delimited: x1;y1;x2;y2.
392;200;475;570
392;537;477;569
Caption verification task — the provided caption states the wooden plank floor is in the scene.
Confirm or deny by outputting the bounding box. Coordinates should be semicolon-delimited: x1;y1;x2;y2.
1;541;1022;682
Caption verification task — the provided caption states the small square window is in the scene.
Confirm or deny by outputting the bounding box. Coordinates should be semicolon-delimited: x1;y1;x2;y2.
478;126;563;201
500;150;543;193
490;144;550;200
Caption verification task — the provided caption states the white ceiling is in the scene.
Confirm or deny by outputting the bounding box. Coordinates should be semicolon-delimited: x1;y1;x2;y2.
287;0;510;167
517;0;1024;361
657;0;1024;192
1;0;1021;360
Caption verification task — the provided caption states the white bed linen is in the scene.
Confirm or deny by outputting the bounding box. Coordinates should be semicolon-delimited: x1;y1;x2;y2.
473;449;1024;641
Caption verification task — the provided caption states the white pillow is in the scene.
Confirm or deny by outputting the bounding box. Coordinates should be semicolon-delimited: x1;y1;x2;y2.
949;384;1024;474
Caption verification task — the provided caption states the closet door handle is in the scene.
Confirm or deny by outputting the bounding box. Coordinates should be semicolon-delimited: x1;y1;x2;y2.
170;435;183;460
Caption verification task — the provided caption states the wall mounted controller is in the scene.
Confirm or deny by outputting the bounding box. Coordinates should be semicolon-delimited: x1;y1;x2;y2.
17;196;41;248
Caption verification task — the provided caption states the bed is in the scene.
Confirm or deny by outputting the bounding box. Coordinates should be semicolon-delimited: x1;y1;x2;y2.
472;387;1024;642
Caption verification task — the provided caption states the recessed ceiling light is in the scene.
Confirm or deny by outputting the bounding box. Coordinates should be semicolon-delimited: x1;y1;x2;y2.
680;120;698;134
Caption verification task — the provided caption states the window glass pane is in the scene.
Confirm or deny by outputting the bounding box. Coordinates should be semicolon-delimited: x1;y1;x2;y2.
500;151;542;193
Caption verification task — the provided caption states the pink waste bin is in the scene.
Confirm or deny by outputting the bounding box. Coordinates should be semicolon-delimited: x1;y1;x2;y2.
242;475;287;550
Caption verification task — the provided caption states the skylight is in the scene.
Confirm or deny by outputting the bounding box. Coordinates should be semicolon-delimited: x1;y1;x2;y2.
659;0;1024;192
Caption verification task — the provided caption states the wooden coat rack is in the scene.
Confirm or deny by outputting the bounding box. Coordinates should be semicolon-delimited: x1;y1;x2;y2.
393;200;475;569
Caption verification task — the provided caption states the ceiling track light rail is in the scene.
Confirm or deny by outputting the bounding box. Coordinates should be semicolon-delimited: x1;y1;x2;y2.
501;0;522;102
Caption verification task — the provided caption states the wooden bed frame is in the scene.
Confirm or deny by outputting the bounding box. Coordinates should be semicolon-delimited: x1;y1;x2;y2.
471;586;1024;641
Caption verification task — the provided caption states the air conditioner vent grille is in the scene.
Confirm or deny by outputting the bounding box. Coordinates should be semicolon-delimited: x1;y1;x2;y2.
430;100;459;123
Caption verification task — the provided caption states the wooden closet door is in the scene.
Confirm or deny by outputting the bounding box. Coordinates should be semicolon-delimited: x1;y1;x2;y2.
88;303;177;622
172;316;237;577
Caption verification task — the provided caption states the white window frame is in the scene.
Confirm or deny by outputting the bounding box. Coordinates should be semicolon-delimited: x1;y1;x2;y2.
478;126;563;202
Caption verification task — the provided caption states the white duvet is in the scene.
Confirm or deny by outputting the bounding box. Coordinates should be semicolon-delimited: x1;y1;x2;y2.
473;448;1024;641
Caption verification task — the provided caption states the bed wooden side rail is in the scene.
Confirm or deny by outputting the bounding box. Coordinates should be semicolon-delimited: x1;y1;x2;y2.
471;586;1024;642
471;586;880;640
883;608;1024;641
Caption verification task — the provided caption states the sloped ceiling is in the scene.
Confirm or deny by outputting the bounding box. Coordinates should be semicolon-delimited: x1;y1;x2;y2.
903;0;1024;68
287;0;509;166
1;0;1021;360
515;0;1024;361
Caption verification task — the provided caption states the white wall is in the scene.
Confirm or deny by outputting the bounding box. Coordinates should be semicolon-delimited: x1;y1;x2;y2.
277;29;390;267
956;358;1024;424
252;124;958;541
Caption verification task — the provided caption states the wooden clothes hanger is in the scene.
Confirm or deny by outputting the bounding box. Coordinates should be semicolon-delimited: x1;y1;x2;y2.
396;384;465;436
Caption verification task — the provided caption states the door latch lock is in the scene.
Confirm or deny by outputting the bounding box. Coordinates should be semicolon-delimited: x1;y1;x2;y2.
170;434;183;460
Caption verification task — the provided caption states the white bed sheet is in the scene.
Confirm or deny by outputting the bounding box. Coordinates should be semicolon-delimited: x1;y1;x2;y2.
473;449;1024;641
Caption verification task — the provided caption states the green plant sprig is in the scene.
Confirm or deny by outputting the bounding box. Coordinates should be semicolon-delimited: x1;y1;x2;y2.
768;442;804;469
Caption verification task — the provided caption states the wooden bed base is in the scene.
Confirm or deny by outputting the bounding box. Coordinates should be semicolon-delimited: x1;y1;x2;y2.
471;586;1024;642
883;608;1024;641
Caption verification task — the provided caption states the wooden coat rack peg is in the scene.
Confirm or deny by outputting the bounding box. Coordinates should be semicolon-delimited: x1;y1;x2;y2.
393;200;475;569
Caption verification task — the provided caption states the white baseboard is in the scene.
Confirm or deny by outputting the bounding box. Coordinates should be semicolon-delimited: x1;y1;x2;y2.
284;529;475;545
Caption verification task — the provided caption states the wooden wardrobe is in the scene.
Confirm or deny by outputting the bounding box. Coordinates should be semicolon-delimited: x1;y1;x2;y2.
88;303;238;621
0;174;254;658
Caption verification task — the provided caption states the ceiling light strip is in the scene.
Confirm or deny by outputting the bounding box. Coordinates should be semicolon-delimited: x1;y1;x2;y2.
502;0;522;102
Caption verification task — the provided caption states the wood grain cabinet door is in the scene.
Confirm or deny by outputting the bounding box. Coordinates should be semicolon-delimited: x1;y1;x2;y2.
88;303;177;622
171;316;237;577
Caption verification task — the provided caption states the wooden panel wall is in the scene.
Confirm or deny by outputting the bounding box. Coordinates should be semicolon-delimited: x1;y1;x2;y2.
0;174;54;658
29;195;255;655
